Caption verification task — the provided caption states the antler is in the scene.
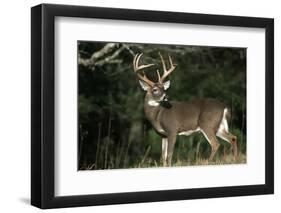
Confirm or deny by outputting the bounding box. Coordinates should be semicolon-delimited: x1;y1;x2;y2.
133;53;155;86
158;52;176;83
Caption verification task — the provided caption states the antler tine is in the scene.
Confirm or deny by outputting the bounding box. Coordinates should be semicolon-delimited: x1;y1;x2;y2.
133;53;139;70
135;53;142;70
133;53;155;86
168;55;174;67
158;52;176;83
137;53;154;70
159;52;167;73
156;69;161;82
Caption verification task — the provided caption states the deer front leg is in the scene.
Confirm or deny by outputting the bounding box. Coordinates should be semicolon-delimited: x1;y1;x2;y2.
161;138;168;166
166;134;177;166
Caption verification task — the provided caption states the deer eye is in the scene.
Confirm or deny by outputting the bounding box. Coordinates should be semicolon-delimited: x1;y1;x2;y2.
152;88;159;94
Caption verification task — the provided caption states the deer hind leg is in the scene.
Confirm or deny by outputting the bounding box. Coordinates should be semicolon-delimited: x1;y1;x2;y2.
161;138;168;167
217;130;238;159
201;129;220;161
216;116;238;158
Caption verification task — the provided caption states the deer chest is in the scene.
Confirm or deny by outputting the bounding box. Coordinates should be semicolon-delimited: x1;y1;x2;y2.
151;121;167;135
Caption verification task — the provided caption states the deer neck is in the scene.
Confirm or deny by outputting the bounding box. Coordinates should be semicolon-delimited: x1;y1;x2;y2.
144;93;164;132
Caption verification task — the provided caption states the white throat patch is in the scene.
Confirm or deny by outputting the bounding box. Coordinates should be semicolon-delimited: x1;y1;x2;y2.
148;100;160;106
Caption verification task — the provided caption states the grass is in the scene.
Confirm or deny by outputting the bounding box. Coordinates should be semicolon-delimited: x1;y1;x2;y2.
173;153;246;167
79;123;246;170
79;142;246;170
133;153;246;169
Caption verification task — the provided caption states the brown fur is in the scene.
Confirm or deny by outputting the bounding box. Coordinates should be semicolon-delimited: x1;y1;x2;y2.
144;97;226;136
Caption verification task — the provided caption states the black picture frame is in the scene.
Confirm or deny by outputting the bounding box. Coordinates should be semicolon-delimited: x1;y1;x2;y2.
31;3;274;209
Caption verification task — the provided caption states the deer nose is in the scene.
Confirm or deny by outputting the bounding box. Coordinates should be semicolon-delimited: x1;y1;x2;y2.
163;95;169;101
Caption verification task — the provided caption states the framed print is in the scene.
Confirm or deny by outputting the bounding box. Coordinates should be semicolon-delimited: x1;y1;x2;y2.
31;4;274;209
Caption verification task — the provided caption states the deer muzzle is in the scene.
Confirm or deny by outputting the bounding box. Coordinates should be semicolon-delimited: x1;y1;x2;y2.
160;95;172;109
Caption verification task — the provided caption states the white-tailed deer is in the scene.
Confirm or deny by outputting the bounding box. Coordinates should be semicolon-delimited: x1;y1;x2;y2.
133;53;237;166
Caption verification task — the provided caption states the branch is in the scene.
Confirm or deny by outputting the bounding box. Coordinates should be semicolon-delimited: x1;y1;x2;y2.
79;43;126;70
79;43;119;67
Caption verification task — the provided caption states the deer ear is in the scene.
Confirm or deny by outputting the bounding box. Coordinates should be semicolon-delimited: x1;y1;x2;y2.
139;80;149;91
163;80;170;90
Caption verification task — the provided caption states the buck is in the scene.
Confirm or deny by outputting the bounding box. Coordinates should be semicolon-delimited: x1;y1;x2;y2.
133;53;237;166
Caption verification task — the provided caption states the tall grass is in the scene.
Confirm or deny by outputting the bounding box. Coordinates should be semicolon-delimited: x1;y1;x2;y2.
79;124;246;170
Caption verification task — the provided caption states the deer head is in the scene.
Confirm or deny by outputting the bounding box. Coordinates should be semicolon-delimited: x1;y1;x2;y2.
133;53;176;106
